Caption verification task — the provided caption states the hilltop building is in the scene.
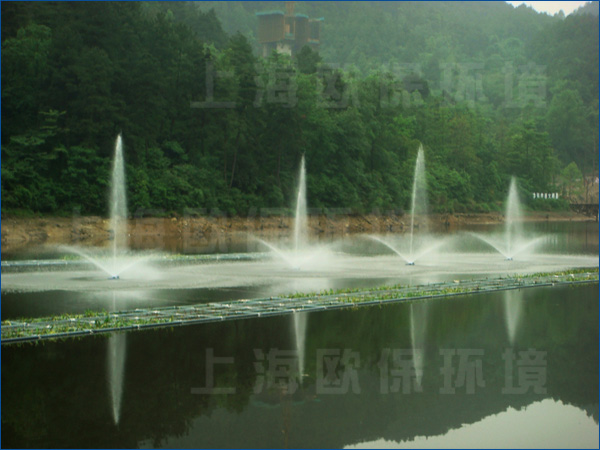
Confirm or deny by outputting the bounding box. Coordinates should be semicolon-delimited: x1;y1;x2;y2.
256;1;323;57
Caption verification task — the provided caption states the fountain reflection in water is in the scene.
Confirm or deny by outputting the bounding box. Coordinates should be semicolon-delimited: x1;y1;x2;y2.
410;302;427;387
292;311;309;383
503;289;523;346
107;333;127;425
107;294;127;426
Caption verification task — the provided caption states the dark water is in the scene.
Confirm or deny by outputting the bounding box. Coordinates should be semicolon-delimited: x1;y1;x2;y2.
2;284;598;448
2;221;598;447
0;286;271;320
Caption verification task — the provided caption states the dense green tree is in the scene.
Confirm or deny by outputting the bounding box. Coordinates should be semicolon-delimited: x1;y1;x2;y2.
561;161;583;197
503;120;558;192
295;45;322;75
1;2;596;217
546;87;593;167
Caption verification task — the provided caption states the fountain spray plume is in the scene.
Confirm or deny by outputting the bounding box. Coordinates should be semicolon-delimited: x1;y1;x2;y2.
109;134;127;278
408;145;428;264
57;134;157;281
469;177;543;260
251;155;310;270
367;235;412;265
504;177;523;260
294;154;308;252
252;237;298;268
366;145;431;265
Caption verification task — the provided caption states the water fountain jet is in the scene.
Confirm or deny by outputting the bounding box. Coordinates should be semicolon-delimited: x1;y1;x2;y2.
409;145;428;260
294;155;308;253
110;134;127;276
60;134;152;279
470;178;543;260
253;155;329;270
367;145;440;265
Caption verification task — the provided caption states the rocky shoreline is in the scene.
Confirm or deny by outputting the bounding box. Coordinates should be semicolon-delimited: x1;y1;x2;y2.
1;211;592;256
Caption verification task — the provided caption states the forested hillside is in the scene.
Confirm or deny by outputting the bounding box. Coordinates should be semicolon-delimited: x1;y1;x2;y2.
2;1;598;216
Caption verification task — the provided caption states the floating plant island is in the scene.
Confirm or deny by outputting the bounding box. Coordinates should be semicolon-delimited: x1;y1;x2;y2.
2;268;597;344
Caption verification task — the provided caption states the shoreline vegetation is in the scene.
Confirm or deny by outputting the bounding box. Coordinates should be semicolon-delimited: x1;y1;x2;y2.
2;268;598;344
2;3;598;222
1;211;594;255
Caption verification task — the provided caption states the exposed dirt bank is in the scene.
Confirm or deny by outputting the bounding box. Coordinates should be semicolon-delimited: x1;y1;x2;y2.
1;211;593;256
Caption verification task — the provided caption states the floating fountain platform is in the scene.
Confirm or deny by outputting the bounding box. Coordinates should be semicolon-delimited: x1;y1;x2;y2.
3;269;597;344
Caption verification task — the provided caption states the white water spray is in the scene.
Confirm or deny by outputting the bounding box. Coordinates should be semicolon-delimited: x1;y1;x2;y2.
409;146;428;261
470;177;543;260
294;155;308;252
110;134;127;276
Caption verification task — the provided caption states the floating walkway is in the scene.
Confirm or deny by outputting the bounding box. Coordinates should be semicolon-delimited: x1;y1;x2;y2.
2;270;597;344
